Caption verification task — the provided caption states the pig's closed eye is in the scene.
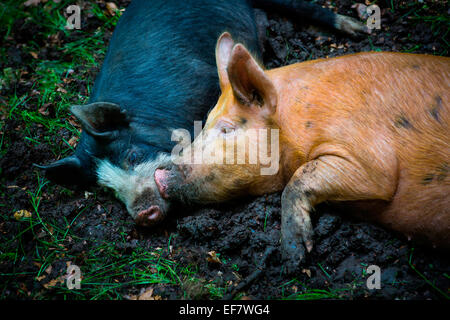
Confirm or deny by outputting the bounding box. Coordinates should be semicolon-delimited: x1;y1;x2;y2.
126;150;140;167
221;126;235;134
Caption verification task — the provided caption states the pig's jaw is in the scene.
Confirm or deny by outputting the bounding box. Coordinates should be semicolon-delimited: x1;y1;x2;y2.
96;153;172;226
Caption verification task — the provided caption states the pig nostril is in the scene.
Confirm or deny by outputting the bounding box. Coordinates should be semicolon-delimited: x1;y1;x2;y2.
136;205;164;227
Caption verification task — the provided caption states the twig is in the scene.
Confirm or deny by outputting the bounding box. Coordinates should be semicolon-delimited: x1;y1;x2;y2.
223;246;275;300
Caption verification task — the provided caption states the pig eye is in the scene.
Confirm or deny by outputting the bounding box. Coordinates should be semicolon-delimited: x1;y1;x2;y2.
126;150;140;167
221;126;234;134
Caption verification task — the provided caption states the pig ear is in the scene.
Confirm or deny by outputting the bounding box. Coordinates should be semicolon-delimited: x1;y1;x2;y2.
227;44;277;115
33;156;90;188
215;32;235;90
71;102;128;139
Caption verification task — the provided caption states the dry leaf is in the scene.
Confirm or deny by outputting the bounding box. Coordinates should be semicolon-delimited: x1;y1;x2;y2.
45;265;52;275
38;105;49;116
138;288;154;300
207;251;222;264
43;275;65;289
43;278;59;288
14;209;32;220
68;136;78;147
126;287;160;300
35;275;46;282
106;2;118;16
149;268;158;274
24;0;41;7
68;117;80;128
302;268;312;278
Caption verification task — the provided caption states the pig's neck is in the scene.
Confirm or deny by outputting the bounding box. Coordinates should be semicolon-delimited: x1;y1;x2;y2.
268;65;318;185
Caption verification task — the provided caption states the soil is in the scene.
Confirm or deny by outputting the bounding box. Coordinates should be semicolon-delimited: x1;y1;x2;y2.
1;0;449;300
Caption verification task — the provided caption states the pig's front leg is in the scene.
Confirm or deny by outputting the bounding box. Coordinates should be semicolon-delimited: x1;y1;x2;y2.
281;154;396;272
281;161;317;271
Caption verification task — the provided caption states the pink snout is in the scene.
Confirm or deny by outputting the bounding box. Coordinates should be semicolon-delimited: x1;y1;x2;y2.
135;205;164;227
154;168;170;199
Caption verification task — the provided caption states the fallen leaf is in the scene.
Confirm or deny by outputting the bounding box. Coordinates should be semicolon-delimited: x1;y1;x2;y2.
23;0;41;7
43;275;65;289
106;2;118;16
35;275;46;282
68;117;81;129
38;105;49;116
126;287;160;300
149;268;158;274
14;209;32;220
68;136;78;147
302;268;312;278
138;288;154;300
45;265;52;275
207;251;222;264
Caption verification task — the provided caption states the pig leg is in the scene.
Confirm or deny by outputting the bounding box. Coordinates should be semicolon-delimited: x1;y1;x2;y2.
281;155;396;270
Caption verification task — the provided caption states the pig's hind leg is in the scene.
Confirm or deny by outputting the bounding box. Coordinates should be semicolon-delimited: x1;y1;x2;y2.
251;0;370;36
281;155;396;272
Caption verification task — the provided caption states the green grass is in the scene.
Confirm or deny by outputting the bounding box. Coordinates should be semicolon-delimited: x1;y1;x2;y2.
396;1;449;55
408;248;449;300
0;1;231;299
0;172;195;300
278;278;349;300
0;0;117;157
0;0;185;300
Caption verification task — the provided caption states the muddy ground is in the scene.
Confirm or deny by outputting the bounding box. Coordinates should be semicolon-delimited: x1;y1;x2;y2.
1;0;449;300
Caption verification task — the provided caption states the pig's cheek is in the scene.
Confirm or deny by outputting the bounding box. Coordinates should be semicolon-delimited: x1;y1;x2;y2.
187;164;209;183
175;164;191;181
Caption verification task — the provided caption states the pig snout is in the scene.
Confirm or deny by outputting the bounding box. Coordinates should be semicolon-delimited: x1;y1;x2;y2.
154;168;170;199
155;165;187;199
131;183;171;227
135;205;164;227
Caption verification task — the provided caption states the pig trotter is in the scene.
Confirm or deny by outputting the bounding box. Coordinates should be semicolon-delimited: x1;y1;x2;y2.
281;235;306;273
281;186;314;272
335;14;371;36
